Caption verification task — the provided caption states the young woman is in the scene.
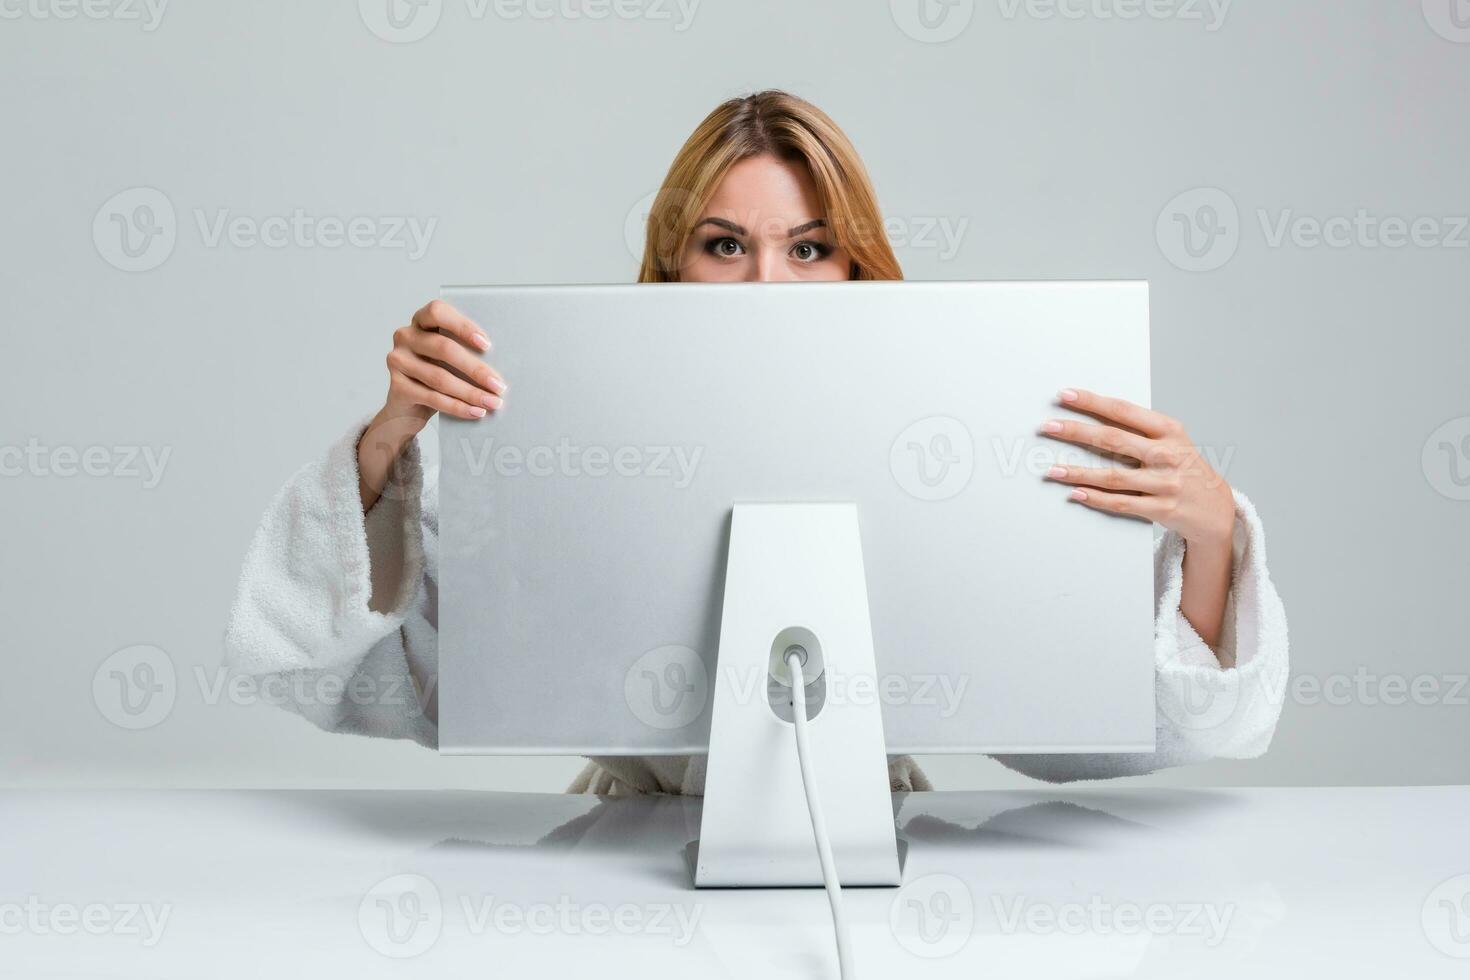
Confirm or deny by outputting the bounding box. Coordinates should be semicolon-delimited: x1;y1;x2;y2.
225;91;1288;794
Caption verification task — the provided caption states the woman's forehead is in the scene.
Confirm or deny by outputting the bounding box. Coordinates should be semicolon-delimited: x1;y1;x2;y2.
703;154;824;229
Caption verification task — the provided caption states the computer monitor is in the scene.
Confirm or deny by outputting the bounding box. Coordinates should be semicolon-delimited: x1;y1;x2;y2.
437;281;1154;886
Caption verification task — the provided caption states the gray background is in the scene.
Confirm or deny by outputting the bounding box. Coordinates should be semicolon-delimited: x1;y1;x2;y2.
2;0;1466;790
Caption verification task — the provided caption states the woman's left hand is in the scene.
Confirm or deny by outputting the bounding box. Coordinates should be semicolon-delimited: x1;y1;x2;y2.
1039;388;1235;548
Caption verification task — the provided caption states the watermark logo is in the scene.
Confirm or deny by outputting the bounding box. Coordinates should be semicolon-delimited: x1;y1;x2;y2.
362;0;699;42
1160;188;1469;272
359;873;443;958
623;185;700;271
1423;417;1470;501
1162;661;1465;728
625;189;661;265
890;872;974;957
359;0;443;42
1157;664;1243;733
891;416;974;501
92;645;176;730
625;645;708;730
91;660;432;733
93;187;176;273
1423;0;1470;43
357;874;704;952
891;0;974;43
1423;874;1470;957
1156;187;1240;272
94;187;437;272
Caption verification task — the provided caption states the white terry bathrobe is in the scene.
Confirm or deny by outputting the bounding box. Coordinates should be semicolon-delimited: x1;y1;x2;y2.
224;420;1290;795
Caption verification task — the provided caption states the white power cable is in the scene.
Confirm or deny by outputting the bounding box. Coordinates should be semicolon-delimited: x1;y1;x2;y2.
786;649;854;980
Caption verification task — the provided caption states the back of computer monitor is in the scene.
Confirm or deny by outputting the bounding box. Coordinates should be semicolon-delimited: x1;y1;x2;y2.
437;281;1155;757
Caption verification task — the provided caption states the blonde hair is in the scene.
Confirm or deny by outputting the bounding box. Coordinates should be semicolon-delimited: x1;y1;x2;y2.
637;90;903;282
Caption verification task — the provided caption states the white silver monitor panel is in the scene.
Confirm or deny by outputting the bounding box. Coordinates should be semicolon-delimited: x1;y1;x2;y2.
438;281;1155;757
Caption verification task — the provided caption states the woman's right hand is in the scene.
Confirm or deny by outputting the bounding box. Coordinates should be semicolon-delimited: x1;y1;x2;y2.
358;300;507;512
385;299;507;423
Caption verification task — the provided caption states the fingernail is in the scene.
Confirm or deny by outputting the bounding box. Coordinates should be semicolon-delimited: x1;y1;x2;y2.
1047;466;1067;479
1041;420;1064;433
485;376;507;395
1070;488;1088;501
474;333;491;351
1059;388;1079;403
481;394;502;410
469;406;487;418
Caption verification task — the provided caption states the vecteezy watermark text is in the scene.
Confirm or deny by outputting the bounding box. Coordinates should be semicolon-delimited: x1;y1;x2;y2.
459;437;703;489
93;645;434;732
357;873;702;958
996;0;1230;30
193;209;436;260
991;894;1237;947
93;187;438;272
0;439;170;488
891;0;1228;43
720;664;970;718
358;0;700;44
0;897;172;947
0;0;167;30
1157;187;1470;272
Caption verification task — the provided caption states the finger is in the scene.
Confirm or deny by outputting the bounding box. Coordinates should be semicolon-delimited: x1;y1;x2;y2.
405;328;505;392
1066;487;1167;521
412;299;491;353
1058;388;1175;438
395;375;489;420
1045;463;1170;495
1040;419;1152;462
398;354;505;411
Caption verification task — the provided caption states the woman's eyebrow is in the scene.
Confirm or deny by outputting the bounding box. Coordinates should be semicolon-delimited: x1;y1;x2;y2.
694;217;746;235
786;218;827;237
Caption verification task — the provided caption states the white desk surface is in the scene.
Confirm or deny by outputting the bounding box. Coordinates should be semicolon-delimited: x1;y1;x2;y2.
5;786;1469;977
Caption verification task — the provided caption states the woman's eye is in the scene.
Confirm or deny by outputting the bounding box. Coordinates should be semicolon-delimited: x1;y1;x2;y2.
791;240;831;262
706;237;744;258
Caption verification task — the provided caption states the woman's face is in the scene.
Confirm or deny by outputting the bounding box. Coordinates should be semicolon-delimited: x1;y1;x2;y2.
678;154;852;282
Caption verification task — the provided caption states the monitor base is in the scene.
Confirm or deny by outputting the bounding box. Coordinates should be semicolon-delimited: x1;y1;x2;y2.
691;503;903;888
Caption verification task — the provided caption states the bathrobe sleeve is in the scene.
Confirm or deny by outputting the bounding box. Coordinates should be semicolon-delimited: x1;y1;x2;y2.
223;419;440;747
990;489;1289;782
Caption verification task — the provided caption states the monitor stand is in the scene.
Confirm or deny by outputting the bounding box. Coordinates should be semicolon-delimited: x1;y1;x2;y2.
689;503;904;888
